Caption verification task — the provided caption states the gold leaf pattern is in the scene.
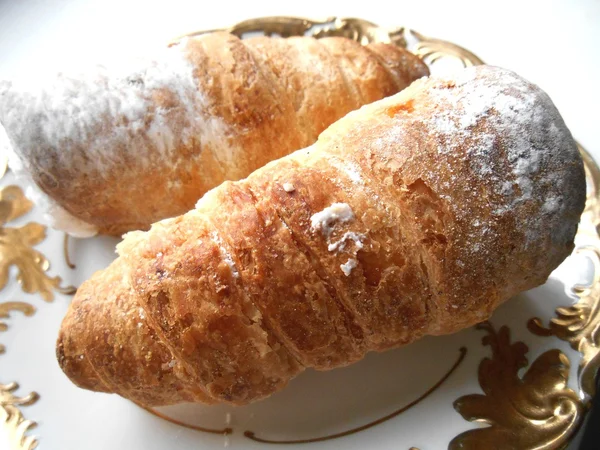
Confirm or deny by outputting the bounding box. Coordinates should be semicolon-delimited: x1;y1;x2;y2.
0;383;39;450
528;145;600;399
450;323;583;450
171;16;489;70
0;186;33;224
0;302;35;354
0;301;39;450
0;183;52;449
303;17;395;45
528;245;600;400
0;185;75;301
170;17;398;47
0;406;37;450
63;234;76;270
408;29;484;67
578;146;600;237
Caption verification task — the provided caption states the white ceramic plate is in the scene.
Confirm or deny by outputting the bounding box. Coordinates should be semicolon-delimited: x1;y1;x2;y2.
1;18;598;450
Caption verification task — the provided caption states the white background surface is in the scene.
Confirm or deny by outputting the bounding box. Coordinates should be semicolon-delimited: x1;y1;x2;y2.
0;1;598;449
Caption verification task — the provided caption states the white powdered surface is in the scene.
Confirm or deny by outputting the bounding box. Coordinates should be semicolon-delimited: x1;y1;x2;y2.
327;231;365;252
0;121;99;237
432;67;580;248
0;37;233;235
282;182;295;193
0;38;226;171
310;203;355;236
340;161;363;184
311;203;365;275
372;65;582;258
340;258;358;276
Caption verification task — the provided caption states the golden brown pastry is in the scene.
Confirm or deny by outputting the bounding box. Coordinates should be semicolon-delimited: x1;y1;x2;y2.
56;65;586;407
0;32;428;237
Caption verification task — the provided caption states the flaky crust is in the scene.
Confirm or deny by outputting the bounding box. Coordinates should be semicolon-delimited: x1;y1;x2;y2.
0;33;428;236
57;66;586;406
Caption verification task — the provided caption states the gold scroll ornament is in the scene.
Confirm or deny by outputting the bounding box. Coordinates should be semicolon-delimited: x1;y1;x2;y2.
1;301;38;450
169;16;485;67
1;16;598;450
0;185;75;301
0;176;76;449
528;147;600;400
451;323;583;450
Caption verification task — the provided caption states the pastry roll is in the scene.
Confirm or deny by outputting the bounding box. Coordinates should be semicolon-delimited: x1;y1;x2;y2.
57;66;585;406
0;32;428;236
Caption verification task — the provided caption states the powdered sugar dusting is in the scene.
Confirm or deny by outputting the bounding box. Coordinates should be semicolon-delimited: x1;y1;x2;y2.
310;203;365;275
282;182;295;192
341;162;363;184
2;125;99;236
340;258;358;276
328;231;365;252
0;42;215;170
328;156;364;185
0;37;235;232
398;66;582;253
1;122;99;237
310;203;354;236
